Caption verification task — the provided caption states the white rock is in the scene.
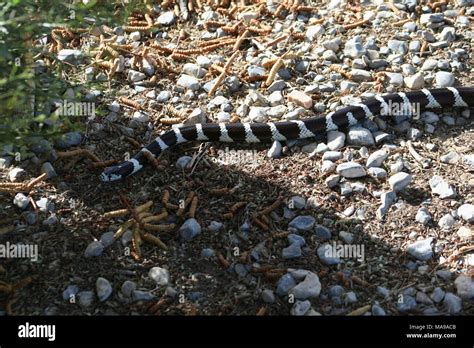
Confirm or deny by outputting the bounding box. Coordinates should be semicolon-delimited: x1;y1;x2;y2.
388;172;412;192
429;175;456;199
366;150;388;168
327;131;345;150
149;267;170;286
96;277;113;302
404;72;424;90
454;275;474;299
457;204;474;223
435;71;455;88
336;162;366;178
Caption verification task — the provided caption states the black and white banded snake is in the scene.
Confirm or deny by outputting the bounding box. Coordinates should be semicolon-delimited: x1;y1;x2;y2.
100;87;474;182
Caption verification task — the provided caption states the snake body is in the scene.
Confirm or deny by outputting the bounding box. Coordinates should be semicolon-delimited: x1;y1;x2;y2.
100;87;474;182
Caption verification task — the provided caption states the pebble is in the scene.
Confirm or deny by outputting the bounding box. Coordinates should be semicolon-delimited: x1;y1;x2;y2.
183;63;206;78
347;127;374;146
317;244;341;265
201;248;216;258
388;172;412;192
440;151;459;164
288;234;306;247
127;70;146;82
397;295;417;312
176;155;192;169
62;285;79;301
121;280;136;298
158;11;176;26
344;40;366;58
321;160;336;173
96;277;113;302
132;290;156;302
406;237;433;261
377;191;397;218
287;90;312;109
78;291;94;307
99;232;115;248
443;293;462;314
306;25;325;41
179;218;201;241
157;90;172;102
454;275;474;300
261;289;275;303
288;215;315;232
0;157;12;169
336;162;366;178
350;69;372;82
57;49;83;64
288;196;306;210
377;286;390;299
457;204;474;223
9;167;26;182
415;291;433;305
267;141;283;158
208;221;223;233
368;167;387;179
13;193;29;210
325;174;340;188
314;225;332;240
430;287;445;303
276;273;296;296
129;31;141;42
404;72;424;90
186;108;206;124
289;271;321;299
132;111;149;123
290;300;311;316
248;107;269;122
435;71;455;88
429;175;456;199
438;214;455;230
372;304;386;316
149;267;170;286
177;74;200;90
339;231;355;244
366;149;388;168
84;241;104;258
282;243;302;259
327;131;345;150
415;207;432;225
56;132;82;148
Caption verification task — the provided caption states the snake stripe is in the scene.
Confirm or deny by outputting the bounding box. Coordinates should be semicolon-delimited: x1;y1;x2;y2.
100;87;474;182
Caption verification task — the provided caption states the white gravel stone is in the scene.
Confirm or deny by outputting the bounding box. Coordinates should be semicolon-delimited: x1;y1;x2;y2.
336;162;366;178
457;204;474;223
388;172;412;192
435;71;455;88
438;214;455;230
347;127;374;146
177;74;200;91
404;72;424;90
415;207;432;225
149;267;170;286
454;275;474;300
429;175;456;199
158;11;176;26
366;149;388;168
96;277;113;302
406;237;433;261
327;131;345;150
13;193;29;210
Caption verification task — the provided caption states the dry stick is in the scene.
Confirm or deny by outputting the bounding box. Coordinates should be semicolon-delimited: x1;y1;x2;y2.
264;56;284;87
406;141;429;167
188;196;198;218
142;211;168;223
141;232;167;250
143;223;176;232
233;29;249;51
26;173;48;189
388;0;401;16
347;304;371;316
343;18;370;30
208;50;239;96
266;34;289;48
104;208;129;219
420;40;429;55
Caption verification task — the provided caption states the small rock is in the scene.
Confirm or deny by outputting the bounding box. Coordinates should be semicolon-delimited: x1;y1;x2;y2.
327;131;345;150
176;155;192;169
179;218;201;241
57;49;83;64
158;11;175;26
149;267;170;286
121;281;136;298
372;304;386;316
282;243;302;259
96;277;113;302
438;214;455;230
457;204;474;223
366;150;388;168
339;231;355;244
9;167;26;182
288;234;306;247
129;31;141;41
290;300;311;316
132;290;156;302
415;207;432;225
350;69;372;82
288;215;316;232
287;90;313;109
377;191;397;218
157;91;172;102
127;70;146;83
443;293;462;314
388;172;412;192
267;141;283;158
435;71;455;88
336;162;366;178
276;273;296;296
62;285;79;301
429;175;456;199
314;225;332;240
430;287;445;303
177;75;200;91
78;291;94;307
347;127;374;146
457;226;472;240
13;193;29;210
40;162;57;179
454;275;474;300
262;289;275;303
84;241;104;258
201;248;216;258
99;232;115;248
208;221;223;233
397;295;417;312
407;237;433;261
416;291;433;305
317;244;340;265
289;272;321;300
404;72;424;90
